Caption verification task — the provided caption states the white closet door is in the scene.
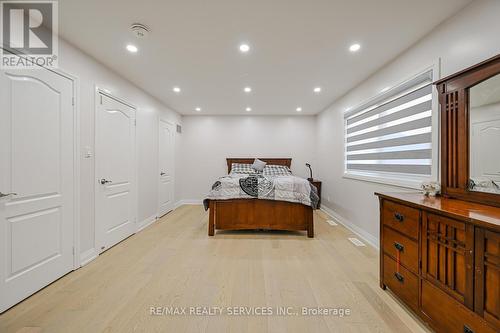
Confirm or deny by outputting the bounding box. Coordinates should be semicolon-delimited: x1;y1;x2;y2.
158;120;174;217
95;93;136;253
0;68;75;313
471;119;500;181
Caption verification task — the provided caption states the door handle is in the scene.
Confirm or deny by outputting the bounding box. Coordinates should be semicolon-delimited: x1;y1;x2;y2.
0;192;17;198
160;172;166;176
100;179;112;185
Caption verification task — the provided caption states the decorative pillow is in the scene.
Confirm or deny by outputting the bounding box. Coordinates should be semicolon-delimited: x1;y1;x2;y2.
231;163;255;174
251;158;267;172
263;165;292;177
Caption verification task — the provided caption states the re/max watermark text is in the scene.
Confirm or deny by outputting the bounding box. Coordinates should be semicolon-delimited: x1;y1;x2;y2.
150;306;351;317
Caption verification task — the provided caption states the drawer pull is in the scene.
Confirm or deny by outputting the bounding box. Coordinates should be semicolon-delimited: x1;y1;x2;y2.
463;325;474;333
394;213;404;222
394;272;404;283
394;242;404;252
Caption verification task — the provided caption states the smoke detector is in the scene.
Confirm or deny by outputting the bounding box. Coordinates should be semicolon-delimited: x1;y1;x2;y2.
130;23;150;39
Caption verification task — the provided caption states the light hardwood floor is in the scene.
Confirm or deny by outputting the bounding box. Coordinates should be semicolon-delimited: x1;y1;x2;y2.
0;205;431;333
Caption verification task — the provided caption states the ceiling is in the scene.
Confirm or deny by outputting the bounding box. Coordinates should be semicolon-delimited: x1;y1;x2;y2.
58;0;471;115
470;73;500;108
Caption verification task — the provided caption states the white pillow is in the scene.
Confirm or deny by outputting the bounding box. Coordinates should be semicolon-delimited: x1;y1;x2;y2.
252;158;267;172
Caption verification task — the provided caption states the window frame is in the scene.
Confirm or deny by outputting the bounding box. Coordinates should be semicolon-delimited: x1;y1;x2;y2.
343;63;440;189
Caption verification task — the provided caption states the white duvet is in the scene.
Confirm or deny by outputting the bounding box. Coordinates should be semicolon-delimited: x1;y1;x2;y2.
203;173;318;209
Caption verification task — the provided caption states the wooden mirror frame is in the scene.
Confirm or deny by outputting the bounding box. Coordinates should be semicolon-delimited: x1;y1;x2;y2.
435;54;500;207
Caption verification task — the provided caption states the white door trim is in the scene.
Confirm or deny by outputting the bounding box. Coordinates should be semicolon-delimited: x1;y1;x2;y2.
157;118;175;218
57;68;80;270
96;87;138;110
94;87;138;253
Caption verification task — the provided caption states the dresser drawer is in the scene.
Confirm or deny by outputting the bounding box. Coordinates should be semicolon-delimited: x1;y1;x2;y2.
383;254;419;312
383;226;419;274
421;280;497;333
382;200;419;239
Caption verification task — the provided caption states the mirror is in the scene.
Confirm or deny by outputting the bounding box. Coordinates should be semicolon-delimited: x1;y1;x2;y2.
469;73;500;194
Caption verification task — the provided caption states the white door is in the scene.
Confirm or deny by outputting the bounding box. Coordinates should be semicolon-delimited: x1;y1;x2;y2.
95;92;136;253
158;120;174;217
471;119;500;181
0;68;75;313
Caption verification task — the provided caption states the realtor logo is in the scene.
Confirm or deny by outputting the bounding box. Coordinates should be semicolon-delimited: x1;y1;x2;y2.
1;0;58;68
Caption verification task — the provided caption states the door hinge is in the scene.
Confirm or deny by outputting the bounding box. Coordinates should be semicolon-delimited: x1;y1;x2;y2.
134;119;137;126
72;247;75;255
100;95;103;105
72;97;75;106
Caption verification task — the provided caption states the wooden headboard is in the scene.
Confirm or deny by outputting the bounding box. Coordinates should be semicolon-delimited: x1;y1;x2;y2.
226;158;292;173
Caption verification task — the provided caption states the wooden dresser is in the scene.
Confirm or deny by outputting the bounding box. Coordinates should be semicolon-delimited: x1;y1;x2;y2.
376;192;500;333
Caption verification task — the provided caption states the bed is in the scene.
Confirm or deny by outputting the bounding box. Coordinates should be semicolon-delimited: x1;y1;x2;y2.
204;158;317;238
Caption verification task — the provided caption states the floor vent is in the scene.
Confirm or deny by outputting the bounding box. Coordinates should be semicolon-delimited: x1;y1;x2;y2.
326;220;338;226
348;237;366;247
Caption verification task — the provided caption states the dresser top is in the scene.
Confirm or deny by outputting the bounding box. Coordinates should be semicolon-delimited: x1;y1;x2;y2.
375;192;500;230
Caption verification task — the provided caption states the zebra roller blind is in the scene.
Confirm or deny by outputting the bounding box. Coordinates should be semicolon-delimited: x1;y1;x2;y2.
345;73;433;177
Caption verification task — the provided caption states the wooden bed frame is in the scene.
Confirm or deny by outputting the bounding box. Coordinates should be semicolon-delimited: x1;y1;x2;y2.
207;158;314;238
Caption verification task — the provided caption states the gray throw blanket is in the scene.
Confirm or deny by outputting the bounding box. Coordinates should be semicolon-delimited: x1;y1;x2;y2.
203;174;319;210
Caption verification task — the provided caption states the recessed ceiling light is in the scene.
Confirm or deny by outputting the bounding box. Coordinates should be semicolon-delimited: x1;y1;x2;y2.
244;87;252;93
195;107;201;112
239;44;250;53
245;107;252;112
349;43;361;52
126;44;138;53
381;86;390;92
296;107;302;112
313;87;322;93
173;87;181;93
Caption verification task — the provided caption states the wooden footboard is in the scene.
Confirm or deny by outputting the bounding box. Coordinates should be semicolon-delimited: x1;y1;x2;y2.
208;199;314;237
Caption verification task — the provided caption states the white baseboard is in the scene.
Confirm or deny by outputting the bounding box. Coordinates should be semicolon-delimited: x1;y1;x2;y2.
80;214;157;268
320;205;379;250
80;248;98;267
174;199;203;209
137;214;158;232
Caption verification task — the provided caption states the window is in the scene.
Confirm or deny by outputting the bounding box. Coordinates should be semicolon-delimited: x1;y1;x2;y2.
344;70;437;188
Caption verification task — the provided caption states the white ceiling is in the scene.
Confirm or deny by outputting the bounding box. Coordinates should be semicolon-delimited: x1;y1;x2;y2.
470;73;500;108
58;0;471;115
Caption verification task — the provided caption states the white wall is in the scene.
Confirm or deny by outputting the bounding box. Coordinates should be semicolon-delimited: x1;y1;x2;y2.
316;0;500;244
57;39;182;260
179;116;317;201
